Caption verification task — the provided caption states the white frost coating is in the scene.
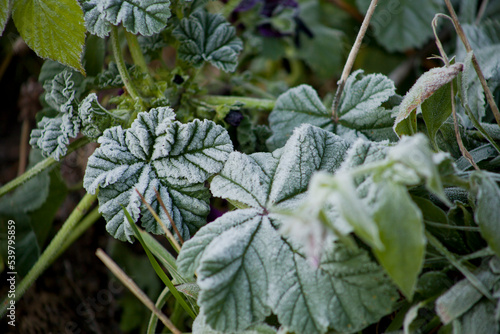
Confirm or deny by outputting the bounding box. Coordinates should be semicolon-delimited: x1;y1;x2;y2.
338;70;395;117
83;109;232;241
269;124;350;206
197;216;275;332
30;70;81;160
211;152;275;209
173;10;243;72
82;0;171;37
387;134;449;205
181;124;396;333
267;85;333;150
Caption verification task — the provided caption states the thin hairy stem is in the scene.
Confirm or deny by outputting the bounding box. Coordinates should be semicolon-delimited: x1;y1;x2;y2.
444;0;500;126
202;95;276;111
111;26;141;102
0;137;90;198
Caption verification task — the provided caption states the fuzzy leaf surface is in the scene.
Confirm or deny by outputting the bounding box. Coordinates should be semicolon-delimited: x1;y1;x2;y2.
268;71;394;150
179;125;397;333
13;0;86;73
371;182;425;300
355;0;442;52
30;70;81;160
83;108;232;242
174;10;243;72
471;172;500;257
394;63;463;137
82;0;171;37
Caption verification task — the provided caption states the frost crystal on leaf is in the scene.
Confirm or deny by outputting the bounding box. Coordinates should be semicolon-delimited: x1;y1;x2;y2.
30;70;81;160
83;107;233;242
174;10;243;72
82;0;171;37
178;124;398;333
267;71;395;150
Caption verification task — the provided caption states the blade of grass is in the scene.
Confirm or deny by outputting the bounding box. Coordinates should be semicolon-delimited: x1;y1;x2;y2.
135;189;181;253
147;286;171;334
139;229;193;284
122;207;197;319
95;249;182;334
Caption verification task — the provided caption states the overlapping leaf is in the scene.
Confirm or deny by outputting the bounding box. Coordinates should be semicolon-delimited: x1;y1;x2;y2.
13;0;86;73
0;0;11;36
174;10;243;72
394;64;463;137
267;71;395;150
178;124;398;333
355;0;442;52
30;70;81;160
83;107;232;242
82;0;171;37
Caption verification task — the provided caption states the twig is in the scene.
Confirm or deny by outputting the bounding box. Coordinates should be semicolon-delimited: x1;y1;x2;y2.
96;249;182;334
444;0;500;126
475;0;489;25
332;0;379;120
432;14;479;169
135;189;182;253
154;188;184;245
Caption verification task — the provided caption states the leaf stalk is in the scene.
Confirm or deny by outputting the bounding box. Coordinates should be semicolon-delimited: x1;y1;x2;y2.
444;0;500;127
0;137;90;198
332;0;379;120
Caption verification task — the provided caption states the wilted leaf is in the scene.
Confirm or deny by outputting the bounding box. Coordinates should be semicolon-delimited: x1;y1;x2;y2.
13;0;86;73
394;64;463;137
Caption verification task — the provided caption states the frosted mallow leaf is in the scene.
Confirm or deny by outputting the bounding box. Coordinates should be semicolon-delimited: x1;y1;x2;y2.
338;70;396;117
82;0;171;37
178;124;397;334
30;70;81;160
267;71;395;150
173;10;243;72
83;107;233;242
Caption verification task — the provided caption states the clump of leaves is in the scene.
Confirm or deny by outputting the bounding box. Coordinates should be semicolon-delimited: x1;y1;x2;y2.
1;0;500;333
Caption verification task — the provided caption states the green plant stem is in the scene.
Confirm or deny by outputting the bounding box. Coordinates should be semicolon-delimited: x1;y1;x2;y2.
124;31;153;83
0;137;90;199
462;100;500;154
96;249;182;334
147;287;171;334
111;26;141;102
58;207;102;257
426;231;495;302
202;95;275;111
444;0;500;127
0;192;98;316
332;0;379;120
